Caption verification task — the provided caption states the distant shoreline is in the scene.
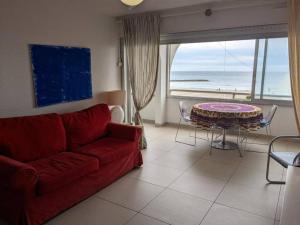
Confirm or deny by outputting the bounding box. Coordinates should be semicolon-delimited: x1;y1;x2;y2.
170;79;209;82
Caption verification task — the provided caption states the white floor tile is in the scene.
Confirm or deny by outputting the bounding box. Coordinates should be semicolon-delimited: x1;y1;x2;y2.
186;158;237;181
201;204;274;225
149;151;200;170
170;173;226;201
48;197;136;225
142;189;212;225
230;165;282;191
275;186;285;221
216;183;279;219
126;214;169;225
239;152;284;175
141;149;169;162
97;177;164;211
147;139;178;152
202;150;243;165
129;162;183;187
171;142;207;156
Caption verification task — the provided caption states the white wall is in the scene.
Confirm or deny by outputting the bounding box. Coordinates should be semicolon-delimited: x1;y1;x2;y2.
141;1;299;136
0;0;120;117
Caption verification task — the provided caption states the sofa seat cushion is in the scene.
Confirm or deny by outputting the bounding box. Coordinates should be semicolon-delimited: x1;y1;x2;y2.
76;137;137;165
29;152;99;195
62;104;111;151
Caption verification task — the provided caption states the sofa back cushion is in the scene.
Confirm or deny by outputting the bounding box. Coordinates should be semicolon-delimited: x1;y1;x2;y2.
0;113;66;162
61;104;111;150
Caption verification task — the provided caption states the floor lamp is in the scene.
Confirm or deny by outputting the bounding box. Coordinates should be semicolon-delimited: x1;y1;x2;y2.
105;90;126;123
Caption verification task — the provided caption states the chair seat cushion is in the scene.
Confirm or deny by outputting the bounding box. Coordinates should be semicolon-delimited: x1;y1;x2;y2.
270;152;299;167
29;152;99;195
76;137;136;165
260;119;269;127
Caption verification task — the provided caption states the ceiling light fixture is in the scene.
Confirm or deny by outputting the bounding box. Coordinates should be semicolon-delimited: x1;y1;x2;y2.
121;0;144;7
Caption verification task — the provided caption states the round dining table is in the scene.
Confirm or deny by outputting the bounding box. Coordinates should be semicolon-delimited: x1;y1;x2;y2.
191;102;263;150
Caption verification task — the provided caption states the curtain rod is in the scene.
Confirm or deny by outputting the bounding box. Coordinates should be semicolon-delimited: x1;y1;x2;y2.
160;1;287;19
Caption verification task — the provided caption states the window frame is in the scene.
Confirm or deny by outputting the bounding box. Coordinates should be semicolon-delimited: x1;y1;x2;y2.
164;25;292;106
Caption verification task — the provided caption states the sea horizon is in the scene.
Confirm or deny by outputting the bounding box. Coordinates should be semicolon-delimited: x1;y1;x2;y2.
170;71;291;96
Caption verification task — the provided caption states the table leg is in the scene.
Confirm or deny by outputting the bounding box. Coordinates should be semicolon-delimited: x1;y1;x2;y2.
211;128;239;150
222;128;226;145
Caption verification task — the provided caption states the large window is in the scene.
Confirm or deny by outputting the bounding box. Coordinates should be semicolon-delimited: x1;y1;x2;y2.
169;37;292;102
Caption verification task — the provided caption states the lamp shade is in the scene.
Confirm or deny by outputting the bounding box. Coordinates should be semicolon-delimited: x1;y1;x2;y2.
121;0;144;7
105;90;126;106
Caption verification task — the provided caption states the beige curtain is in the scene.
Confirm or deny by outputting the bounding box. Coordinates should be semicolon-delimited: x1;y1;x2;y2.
288;0;300;133
123;14;160;149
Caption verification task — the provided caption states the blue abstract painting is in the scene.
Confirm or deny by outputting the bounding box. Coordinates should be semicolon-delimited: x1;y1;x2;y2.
30;44;92;107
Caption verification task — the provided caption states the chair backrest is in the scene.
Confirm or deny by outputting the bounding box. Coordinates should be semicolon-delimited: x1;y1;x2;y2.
178;101;190;120
264;105;278;124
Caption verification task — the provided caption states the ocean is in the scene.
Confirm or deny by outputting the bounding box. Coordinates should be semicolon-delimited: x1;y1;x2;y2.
170;71;291;96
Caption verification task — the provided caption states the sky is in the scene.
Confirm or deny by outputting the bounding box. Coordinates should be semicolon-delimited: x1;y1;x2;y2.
171;38;290;73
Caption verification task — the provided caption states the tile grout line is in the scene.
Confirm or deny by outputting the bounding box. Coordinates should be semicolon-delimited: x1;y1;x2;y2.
198;152;244;225
91;175;168;225
115;138;199;225
272;169;285;225
47;128;288;225
136;137;241;224
128;142;211;225
146;127;286;224
199;151;284;223
92;195;140;225
211;150;284;222
97;147;281;225
137;213;172;225
128;139;267;225
214;202;278;222
124;147;202;225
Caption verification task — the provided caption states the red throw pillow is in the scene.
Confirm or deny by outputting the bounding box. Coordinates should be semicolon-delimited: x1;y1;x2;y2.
0;113;66;162
61;104;111;150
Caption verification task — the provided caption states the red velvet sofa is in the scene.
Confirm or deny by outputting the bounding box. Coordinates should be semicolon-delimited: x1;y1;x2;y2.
0;104;142;225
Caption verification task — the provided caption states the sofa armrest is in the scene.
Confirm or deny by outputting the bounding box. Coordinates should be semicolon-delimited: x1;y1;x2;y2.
0;156;38;194
107;123;142;141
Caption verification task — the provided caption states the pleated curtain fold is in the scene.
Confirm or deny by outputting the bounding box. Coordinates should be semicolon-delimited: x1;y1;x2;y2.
288;0;300;133
122;14;160;149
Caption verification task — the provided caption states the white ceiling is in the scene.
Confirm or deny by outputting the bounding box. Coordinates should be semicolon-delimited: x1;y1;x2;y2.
98;0;235;16
96;0;286;17
120;0;228;12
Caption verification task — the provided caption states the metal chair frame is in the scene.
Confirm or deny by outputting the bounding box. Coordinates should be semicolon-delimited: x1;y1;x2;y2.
242;105;278;148
266;135;300;184
175;101;210;146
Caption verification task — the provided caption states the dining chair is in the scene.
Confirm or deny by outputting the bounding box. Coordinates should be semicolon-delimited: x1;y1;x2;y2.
266;136;300;184
260;105;278;137
175;101;210;146
240;105;278;148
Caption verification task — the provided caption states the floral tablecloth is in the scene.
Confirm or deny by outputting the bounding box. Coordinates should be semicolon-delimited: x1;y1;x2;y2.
191;102;263;130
